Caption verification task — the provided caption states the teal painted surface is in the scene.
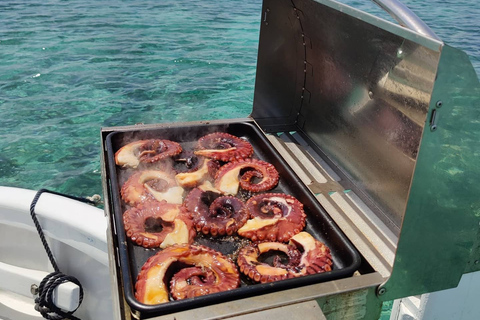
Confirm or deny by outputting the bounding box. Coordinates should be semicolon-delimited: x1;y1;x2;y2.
380;301;394;320
380;44;480;301
316;288;382;320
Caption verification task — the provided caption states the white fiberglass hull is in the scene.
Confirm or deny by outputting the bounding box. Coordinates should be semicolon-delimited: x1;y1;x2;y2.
0;187;113;320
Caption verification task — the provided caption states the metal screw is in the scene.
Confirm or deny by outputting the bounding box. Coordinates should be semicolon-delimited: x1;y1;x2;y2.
475;260;479;265
368;91;374;99
31;284;39;295
436;100;443;108
377;287;387;295
397;48;404;58
430;109;438;132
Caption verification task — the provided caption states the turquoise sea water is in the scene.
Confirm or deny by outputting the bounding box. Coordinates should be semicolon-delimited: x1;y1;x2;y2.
1;0;478;318
1;0;261;195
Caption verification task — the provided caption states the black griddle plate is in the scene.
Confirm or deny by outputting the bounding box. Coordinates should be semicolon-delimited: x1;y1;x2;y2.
105;120;361;318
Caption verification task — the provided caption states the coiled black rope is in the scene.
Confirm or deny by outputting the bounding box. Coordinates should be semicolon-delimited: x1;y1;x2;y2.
30;188;97;320
34;272;83;320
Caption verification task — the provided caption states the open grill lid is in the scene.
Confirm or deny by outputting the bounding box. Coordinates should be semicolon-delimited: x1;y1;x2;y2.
251;0;442;230
250;0;480;301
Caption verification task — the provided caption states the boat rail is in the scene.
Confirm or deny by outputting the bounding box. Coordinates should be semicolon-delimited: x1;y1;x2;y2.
371;0;440;40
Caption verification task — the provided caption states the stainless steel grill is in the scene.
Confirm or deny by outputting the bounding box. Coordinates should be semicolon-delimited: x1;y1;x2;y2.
100;0;480;318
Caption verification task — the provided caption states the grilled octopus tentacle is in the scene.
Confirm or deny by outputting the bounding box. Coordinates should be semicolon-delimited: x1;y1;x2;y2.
135;244;240;304
121;170;184;206
115;139;182;168
214;159;279;195
236;232;333;283
194;132;253;162
183;188;248;236
123;200;196;248
237;193;306;242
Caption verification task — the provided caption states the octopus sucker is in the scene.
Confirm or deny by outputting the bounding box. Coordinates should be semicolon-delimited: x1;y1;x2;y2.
236;232;333;283
214;159;279;195
115;139;182;168
135;244;240;305
121;170;184;206
238;193;306;242
194;132;253;162
184;188;248;236
123;201;196;248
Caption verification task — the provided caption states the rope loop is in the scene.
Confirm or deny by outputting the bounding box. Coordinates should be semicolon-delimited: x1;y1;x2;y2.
34;271;84;320
30;189;91;320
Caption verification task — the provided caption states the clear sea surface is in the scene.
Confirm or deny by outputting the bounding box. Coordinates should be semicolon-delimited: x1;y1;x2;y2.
1;0;478;318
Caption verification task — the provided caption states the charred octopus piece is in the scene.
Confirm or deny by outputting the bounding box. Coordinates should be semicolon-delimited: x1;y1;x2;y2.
135;244;240;305
194;132;253;162
121;170;184;206
115;139;182;168
184;188;248;236
214;159;279;195
237;232;333;283
183;188;248;236
238;193;306;242
123;200;196;248
183;188;222;217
